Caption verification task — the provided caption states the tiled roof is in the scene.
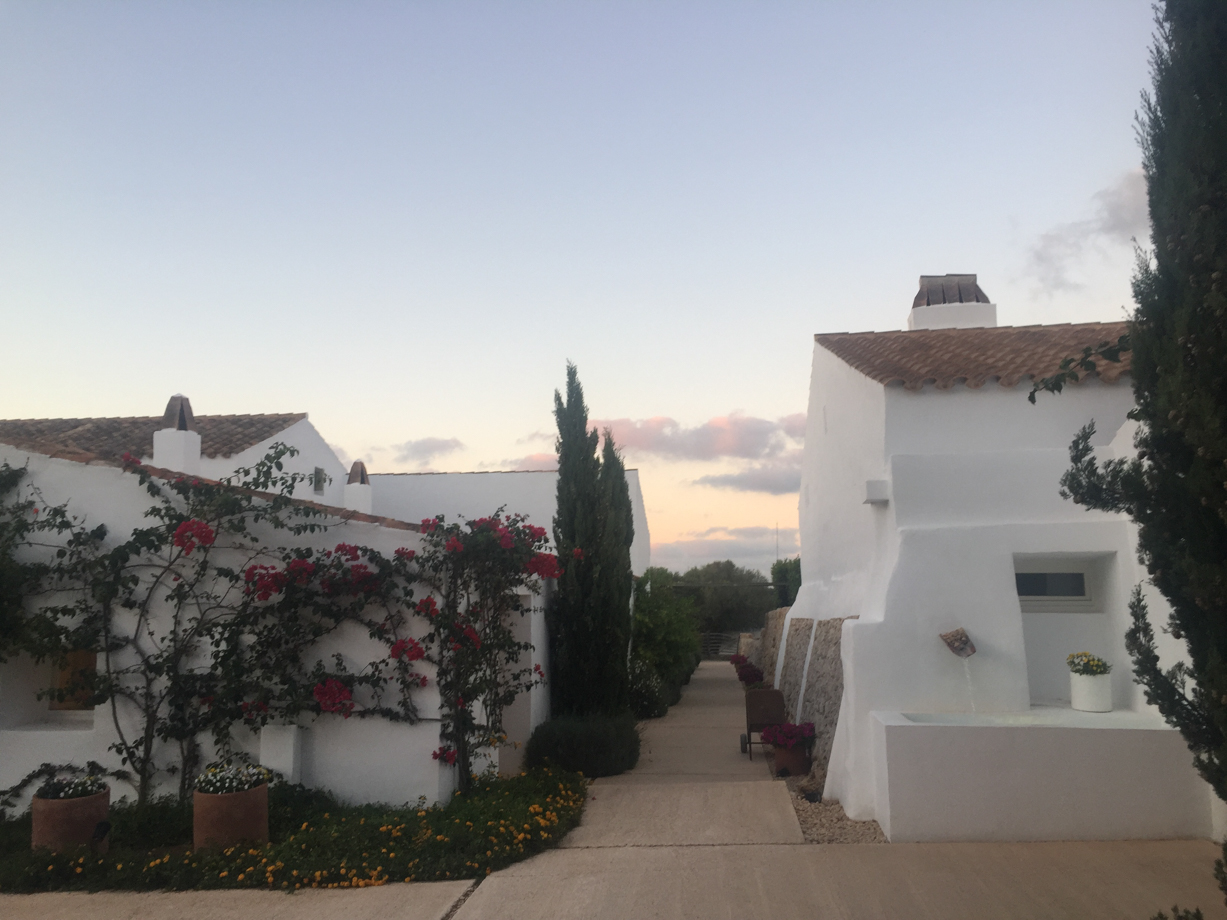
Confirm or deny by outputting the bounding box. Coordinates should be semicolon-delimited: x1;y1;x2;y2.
0;414;306;461
815;321;1131;391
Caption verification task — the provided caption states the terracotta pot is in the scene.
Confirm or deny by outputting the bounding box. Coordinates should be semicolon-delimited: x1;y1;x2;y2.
193;783;269;850
31;788;109;852
771;744;812;778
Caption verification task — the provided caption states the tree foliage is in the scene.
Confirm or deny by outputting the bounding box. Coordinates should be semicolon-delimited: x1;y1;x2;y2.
677;560;775;632
547;364;634;717
771;557;802;608
632;567;701;691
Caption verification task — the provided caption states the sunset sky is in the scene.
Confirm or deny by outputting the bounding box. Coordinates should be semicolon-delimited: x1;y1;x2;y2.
0;1;1155;574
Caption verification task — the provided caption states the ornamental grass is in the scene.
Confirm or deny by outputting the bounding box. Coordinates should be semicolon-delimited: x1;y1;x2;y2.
0;767;585;893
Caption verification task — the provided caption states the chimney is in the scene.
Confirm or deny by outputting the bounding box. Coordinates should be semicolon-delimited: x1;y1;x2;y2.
907;274;997;330
344;461;372;514
152;395;202;474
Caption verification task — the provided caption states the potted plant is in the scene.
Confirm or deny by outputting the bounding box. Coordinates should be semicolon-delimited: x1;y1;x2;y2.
729;654;748;668
761;721;815;777
736;662;765;688
31;774;110;853
1067;652;1113;712
193;762;272;850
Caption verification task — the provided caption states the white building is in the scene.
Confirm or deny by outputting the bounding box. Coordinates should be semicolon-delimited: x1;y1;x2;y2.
783;275;1217;841
0;395;650;803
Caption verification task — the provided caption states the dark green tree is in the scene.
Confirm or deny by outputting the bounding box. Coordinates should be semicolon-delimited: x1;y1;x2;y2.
548;364;634;716
678;560;776;632
771;557;802;608
1038;2;1227;889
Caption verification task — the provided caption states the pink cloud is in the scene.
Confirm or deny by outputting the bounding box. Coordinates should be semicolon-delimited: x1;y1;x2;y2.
591;412;803;462
498;452;558;471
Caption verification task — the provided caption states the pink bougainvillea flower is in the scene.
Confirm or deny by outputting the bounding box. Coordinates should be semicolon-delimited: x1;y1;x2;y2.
526;552;561;580
572;547;584;560
334;543;360;562
286;558;315;584
390;637;425;662
244;564;286;601
173;519;215;556
431;746;457;765
313;678;354;718
462;625;482;649
394;547;416;561
420;518;439;534
415;597;439;618
445;536;464;553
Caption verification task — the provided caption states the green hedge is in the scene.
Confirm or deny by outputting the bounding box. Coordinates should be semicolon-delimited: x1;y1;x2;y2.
524;714;640;777
0;768;585;892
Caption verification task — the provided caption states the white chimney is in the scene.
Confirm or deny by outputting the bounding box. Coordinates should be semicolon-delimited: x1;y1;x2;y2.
907;274;997;330
152;394;201;474
344;461;373;514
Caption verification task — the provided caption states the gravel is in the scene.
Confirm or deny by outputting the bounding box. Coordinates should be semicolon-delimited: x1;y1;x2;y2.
774;766;888;844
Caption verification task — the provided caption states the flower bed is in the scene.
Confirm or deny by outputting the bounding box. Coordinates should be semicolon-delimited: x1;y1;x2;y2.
0;768;585;893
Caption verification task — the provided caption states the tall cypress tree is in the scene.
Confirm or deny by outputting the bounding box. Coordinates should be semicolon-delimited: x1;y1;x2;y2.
1056;0;1227;815
547;364;633;716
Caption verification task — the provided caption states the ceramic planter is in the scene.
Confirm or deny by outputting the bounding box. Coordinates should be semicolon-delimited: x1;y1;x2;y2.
31;787;109;852
193;783;269;850
771;744;812;778
1071;672;1112;712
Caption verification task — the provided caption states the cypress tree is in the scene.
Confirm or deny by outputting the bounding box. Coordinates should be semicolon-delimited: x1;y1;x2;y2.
547;364;633;716
1056;0;1227;812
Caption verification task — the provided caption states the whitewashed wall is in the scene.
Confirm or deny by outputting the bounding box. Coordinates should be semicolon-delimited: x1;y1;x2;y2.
788;338;1213;841
0;446;458;808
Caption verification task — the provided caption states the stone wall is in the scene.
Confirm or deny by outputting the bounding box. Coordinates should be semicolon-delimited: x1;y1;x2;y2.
779;618;815;722
799;617;849;790
736;632;760;663
756;607;789;682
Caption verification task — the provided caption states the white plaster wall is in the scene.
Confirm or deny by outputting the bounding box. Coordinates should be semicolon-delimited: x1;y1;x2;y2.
0;445;448;809
369;469;651;577
793;347;1210;839
180;417;349;508
873;712;1211;841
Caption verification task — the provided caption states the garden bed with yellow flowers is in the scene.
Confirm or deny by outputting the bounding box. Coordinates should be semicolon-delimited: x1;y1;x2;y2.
0;767;585;893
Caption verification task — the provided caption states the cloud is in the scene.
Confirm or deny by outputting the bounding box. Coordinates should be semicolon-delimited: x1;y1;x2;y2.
591;412;804;462
1027;169;1148;294
328;442;353;469
651;526;799;575
392;437;464;467
489;452;558;472
694;450;803;495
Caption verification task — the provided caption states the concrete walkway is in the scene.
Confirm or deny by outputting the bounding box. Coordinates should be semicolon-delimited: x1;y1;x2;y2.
456;661;1227;920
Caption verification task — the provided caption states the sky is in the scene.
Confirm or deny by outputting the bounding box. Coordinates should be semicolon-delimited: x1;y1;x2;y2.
0;1;1157;575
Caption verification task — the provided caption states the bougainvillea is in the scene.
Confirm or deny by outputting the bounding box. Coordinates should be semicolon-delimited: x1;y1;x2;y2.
414;511;552;792
313;679;355;718
172;519;215;556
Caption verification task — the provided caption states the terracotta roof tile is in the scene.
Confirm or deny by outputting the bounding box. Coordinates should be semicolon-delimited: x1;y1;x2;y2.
0;414;306;460
815;321;1131;391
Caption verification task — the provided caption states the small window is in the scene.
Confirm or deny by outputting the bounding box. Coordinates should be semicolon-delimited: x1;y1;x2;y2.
48;650;96;711
313;467;326;494
1015;569;1098;612
1016;573;1086;598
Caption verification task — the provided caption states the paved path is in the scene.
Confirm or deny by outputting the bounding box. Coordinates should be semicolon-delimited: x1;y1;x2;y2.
456;661;1227;920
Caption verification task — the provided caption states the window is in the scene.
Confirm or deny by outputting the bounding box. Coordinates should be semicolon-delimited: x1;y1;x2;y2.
1014;562;1100;613
1015;572;1087;599
313;467;326;494
48;650;96;711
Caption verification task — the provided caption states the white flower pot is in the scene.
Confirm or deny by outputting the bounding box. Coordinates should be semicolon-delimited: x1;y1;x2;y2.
1070;672;1112;712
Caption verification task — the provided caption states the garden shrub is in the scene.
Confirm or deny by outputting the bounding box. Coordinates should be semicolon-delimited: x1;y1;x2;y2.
523;714;640;777
632;567;701;711
628;656;668;719
0;768;584;892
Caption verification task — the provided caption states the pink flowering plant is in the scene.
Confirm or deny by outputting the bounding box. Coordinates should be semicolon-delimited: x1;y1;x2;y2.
0;445;428;805
760;722;816;751
413;511;552;792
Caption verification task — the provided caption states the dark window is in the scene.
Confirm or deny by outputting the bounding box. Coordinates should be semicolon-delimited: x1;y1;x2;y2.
1015;572;1086;597
313;467;326;494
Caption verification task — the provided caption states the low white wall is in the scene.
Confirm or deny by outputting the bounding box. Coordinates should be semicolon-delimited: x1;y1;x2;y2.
873;711;1212;841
